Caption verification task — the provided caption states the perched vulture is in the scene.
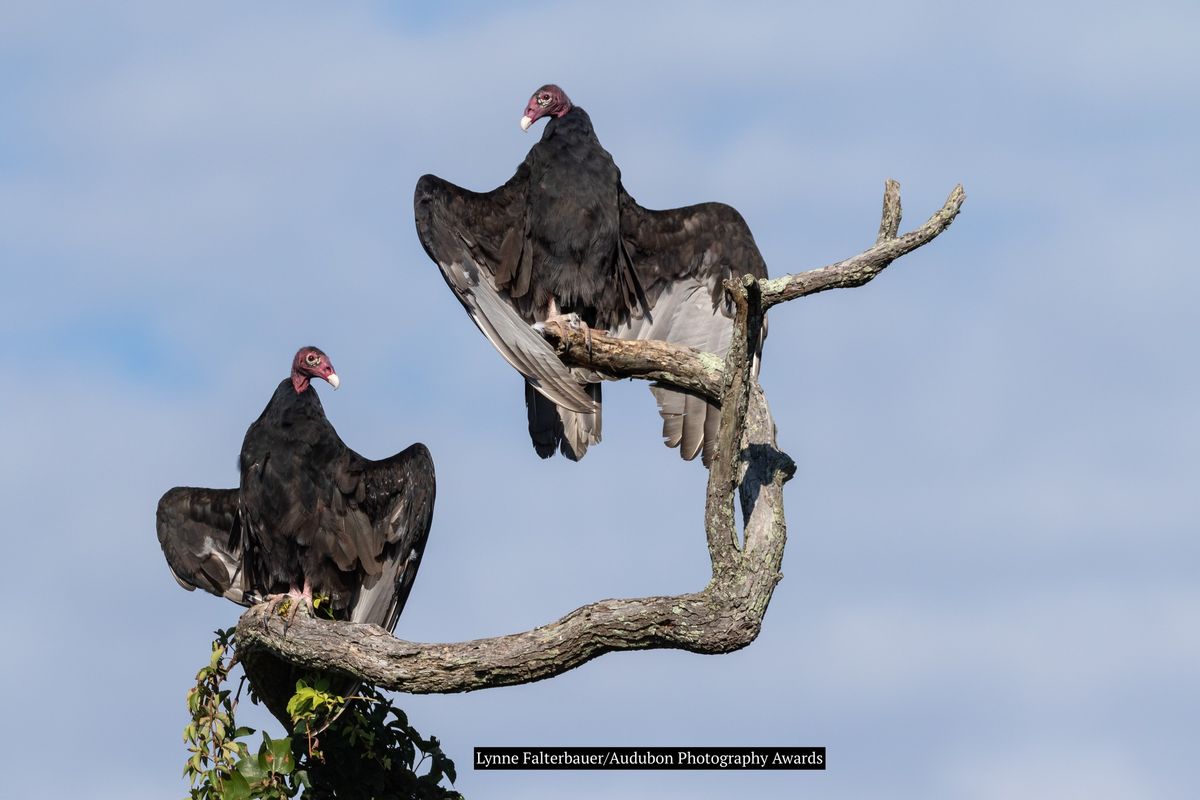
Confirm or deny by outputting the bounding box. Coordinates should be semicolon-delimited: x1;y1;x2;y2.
157;347;436;631
415;84;768;465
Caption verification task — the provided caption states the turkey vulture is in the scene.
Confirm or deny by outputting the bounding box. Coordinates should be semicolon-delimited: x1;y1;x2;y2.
415;84;768;465
157;347;436;631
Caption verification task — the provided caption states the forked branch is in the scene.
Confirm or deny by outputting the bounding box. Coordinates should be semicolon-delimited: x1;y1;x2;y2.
237;281;788;694
235;180;962;696
759;181;964;307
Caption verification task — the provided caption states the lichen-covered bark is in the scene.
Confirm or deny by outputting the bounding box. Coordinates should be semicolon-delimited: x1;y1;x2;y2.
877;178;903;244
538;322;723;402
235;180;962;699
760;182;964;307
704;274;763;571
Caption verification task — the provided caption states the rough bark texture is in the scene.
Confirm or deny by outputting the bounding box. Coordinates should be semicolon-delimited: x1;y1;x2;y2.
538;323;724;402
235;180;963;701
760;183;964;307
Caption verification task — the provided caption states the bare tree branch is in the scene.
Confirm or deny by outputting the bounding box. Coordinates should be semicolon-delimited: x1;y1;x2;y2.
236;372;788;695
539;181;961;388
538;322;724;402
705;274;763;569
234;180;961;700
760;181;964;308
877;178;902;244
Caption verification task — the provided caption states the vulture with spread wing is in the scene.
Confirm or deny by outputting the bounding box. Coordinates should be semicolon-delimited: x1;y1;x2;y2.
415;84;768;466
157;347;435;631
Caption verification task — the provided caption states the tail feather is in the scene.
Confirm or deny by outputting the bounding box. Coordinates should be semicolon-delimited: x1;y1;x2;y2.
525;381;602;461
526;383;561;459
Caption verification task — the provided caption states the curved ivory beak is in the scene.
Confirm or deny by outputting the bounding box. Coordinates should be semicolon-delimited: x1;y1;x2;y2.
326;372;340;390
520;115;534;132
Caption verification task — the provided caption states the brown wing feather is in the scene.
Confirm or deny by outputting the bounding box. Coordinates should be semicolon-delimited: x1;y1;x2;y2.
341;443;436;632
156;486;251;605
414;172;595;413
618;186;768;300
616;186;769;465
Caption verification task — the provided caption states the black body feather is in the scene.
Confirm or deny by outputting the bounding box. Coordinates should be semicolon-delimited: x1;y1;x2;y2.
415;105;768;464
157;378;435;631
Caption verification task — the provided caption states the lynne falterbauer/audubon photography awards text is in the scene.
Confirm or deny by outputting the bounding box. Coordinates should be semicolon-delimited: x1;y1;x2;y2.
474;747;826;770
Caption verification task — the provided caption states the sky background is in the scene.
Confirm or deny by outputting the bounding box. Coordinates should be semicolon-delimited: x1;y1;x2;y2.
3;1;1197;797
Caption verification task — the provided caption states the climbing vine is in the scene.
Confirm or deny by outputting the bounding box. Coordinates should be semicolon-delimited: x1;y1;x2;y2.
183;629;461;800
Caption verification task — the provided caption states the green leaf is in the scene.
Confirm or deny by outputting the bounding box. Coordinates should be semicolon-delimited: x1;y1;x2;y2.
269;737;294;774
235;752;266;783
220;769;251;800
285;691;309;719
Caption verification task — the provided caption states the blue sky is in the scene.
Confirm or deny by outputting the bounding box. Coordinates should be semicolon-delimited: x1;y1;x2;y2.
3;1;1198;797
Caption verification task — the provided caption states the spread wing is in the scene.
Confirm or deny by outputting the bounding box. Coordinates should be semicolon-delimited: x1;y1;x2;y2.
340;443;437;632
615;187;769;465
156;486;252;605
414;172;595;413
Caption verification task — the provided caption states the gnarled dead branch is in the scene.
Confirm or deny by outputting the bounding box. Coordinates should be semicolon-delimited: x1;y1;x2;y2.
759;182;964;307
235;179;963;700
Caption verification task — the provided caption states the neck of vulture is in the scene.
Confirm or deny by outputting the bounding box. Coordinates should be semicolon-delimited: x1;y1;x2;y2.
291;372;310;394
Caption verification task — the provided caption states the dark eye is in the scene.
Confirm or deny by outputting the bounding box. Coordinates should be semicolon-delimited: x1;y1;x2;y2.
306;353;320;366
537;95;551;107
